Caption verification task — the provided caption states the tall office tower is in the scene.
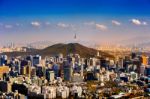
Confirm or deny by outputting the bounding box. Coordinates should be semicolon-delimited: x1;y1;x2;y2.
80;58;84;76
36;66;43;77
93;58;97;66
33;55;41;66
21;66;27;75
145;67;150;76
31;67;36;77
131;52;136;59
63;61;72;81
140;65;145;76
10;42;15;49
46;71;55;82
124;60;131;73
21;60;28;67
72;57;75;69
0;66;10;80
89;58;93;67
53;57;57;63
10;57;15;67
135;60;141;76
26;65;31;78
15;60;21;74
26;55;33;66
0;55;7;66
94;60;101;74
117;58;124;69
58;53;63;63
148;57;150;65
74;54;80;63
42;66;47;77
67;54;73;63
84;59;89;69
52;64;60;77
142;54;149;66
100;58;109;69
97;51;100;57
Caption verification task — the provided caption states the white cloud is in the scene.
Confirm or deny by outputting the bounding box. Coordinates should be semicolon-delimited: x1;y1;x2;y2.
31;21;40;27
142;21;148;25
5;25;13;29
96;24;107;31
131;19;141;25
111;20;121;26
57;23;69;28
131;19;147;26
84;22;108;31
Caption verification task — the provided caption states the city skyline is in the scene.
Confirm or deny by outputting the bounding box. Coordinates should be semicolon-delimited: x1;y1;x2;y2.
1;1;150;98
0;0;150;46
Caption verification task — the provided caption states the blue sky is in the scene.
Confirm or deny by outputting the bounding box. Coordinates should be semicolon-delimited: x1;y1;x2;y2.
0;0;150;46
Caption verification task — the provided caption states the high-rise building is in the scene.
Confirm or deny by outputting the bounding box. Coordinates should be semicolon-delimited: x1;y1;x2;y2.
0;66;10;80
21;60;28;67
26;55;33;66
31;67;36;77
0;55;7;66
63;61;72;81
140;65;145;75
33;55;41;66
0;81;12;92
80;58;84;76
15;60;21;74
145;67;150;76
131;52;136;59
21;66;27;75
58;53;63;63
142;55;149;66
42;66;47;77
46;71;55;82
26;65;31;78
100;58;109;69
52;64;60;77
36;66;43;77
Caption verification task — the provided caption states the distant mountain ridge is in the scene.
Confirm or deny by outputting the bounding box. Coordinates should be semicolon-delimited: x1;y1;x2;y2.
3;43;114;58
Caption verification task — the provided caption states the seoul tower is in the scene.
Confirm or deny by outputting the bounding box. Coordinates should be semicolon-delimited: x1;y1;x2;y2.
74;33;77;43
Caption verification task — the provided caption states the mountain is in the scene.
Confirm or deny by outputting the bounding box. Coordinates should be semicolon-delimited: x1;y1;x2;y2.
41;43;98;57
3;43;114;58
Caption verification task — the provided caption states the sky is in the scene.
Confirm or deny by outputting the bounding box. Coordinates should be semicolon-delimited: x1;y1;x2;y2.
0;0;150;46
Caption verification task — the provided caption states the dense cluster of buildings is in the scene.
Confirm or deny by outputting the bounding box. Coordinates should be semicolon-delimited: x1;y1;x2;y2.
0;46;26;53
0;51;150;98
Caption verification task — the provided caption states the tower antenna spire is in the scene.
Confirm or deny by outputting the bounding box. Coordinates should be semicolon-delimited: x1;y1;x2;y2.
74;33;77;39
